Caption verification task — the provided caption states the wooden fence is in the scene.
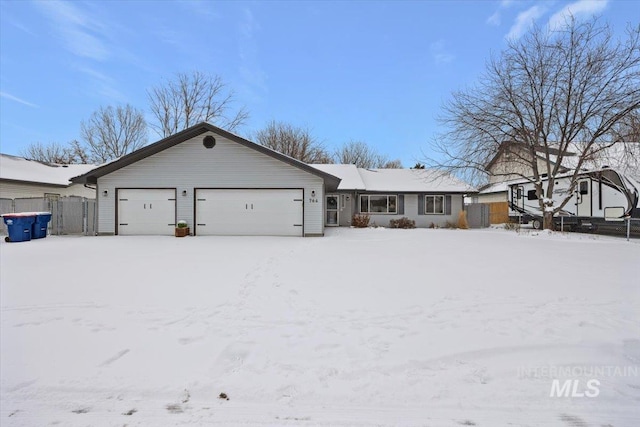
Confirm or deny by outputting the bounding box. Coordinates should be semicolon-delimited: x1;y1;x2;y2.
488;202;510;224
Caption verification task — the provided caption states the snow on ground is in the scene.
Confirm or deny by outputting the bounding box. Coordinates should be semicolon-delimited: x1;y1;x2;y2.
1;228;639;426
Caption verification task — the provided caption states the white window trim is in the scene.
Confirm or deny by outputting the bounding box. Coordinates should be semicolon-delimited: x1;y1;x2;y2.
425;195;445;215
360;194;398;214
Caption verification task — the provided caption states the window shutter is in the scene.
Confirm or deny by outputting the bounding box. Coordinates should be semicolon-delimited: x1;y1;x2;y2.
418;194;425;215
445;195;452;215
398;195;404;215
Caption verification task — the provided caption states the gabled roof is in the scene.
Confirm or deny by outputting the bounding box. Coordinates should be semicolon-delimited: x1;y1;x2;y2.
485;141;573;172
70;122;341;189
310;164;476;193
0;153;96;187
486;140;640;183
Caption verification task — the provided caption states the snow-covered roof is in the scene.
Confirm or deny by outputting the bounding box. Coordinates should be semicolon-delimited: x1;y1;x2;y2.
309;164;366;190
488;141;639;183
478;180;517;194
358;168;475;193
584;142;640;182
0;154;96;186
310;164;476;193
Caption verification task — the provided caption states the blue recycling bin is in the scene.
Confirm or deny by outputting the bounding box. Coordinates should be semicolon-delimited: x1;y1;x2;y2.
32;212;52;239
2;214;36;243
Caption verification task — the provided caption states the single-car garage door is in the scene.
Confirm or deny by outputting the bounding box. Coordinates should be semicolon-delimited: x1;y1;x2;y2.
196;189;303;236
117;189;176;235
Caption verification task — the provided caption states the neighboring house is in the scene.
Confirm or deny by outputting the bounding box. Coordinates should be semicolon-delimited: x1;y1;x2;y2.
311;164;476;228
475;141;639;223
71;123;341;237
0;153;96;200
484;142;571;186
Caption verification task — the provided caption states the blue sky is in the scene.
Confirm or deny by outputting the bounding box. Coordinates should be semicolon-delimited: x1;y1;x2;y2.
0;0;637;166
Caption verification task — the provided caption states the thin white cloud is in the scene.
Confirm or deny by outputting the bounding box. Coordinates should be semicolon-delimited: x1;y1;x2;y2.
0;91;38;108
486;0;515;27
8;19;35;36
74;66;126;102
430;40;455;65
237;7;267;102
487;11;501;26
76;66;112;82
35;1;109;61
179;0;219;21
506;5;547;39
548;0;608;31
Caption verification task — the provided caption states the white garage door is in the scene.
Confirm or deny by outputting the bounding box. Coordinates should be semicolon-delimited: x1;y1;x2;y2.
196;189;303;236
118;189;176;235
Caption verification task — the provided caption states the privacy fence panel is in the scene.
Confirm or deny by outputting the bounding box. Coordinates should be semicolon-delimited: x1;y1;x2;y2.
59;197;85;234
14;197;47;213
488;202;510;224
85;199;97;236
0;198;13;217
465;203;490;228
1;197;96;236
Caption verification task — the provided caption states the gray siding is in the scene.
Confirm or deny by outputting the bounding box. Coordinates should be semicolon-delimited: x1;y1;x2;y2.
335;192;355;226
97;131;325;236
0;181;95;199
356;193;465;228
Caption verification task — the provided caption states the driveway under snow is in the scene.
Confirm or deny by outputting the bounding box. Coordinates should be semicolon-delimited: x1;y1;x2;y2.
1;228;638;426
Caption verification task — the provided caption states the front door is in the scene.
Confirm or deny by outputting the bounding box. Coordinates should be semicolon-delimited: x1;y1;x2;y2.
576;179;591;217
326;195;339;226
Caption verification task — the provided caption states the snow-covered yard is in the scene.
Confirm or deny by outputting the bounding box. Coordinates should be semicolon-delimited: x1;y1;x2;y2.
1;228;638;426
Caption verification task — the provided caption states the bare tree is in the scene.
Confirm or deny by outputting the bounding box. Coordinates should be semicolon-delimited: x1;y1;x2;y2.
21;141;87;164
609;110;640;142
80;104;148;163
596;112;640;180
334;140;402;168
381;159;404;168
148;71;249;137
68;139;91;164
430;17;640;229
255;120;331;163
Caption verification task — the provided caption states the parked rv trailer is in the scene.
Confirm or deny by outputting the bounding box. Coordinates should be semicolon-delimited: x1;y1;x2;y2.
508;168;639;230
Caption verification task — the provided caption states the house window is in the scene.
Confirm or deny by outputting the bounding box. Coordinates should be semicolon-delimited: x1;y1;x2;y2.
425;195;444;214
360;195;397;214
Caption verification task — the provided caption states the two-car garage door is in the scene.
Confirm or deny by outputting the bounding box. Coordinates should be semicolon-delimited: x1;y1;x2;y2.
117;188;304;236
195;189;303;236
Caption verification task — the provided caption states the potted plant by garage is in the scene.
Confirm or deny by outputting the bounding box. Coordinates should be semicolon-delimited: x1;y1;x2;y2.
175;220;190;237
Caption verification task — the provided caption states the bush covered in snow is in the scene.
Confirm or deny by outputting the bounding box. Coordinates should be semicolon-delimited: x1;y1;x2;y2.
389;217;416;229
351;214;371;228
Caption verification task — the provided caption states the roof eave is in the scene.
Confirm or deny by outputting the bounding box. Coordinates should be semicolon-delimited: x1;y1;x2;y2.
0;177;71;188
